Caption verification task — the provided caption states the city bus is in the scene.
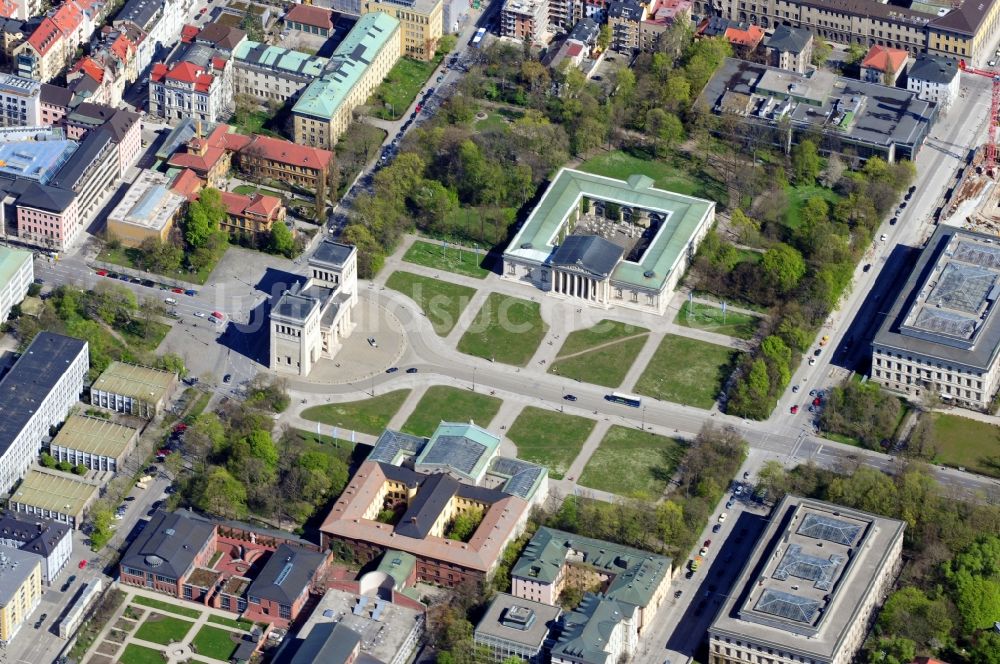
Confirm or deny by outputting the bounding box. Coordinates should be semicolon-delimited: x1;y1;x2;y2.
471;27;486;48
605;392;642;408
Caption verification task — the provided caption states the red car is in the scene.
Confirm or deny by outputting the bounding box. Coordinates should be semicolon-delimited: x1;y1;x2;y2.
78;559;87;569
171;287;184;294
415;103;423;112
703;539;712;548
790;405;799;414
96;269;108;276
211;311;224;320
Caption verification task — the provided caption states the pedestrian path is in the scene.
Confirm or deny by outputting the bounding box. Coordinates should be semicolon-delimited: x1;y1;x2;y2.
386;385;428;430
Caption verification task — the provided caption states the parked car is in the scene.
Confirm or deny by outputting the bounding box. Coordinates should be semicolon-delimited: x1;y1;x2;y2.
406;367;418;373
386;367;398;373
184;289;197;296
96;269;108;276
223;374;232;383
78;559;87;569
790;404;799;414
712;524;721;533
564;394;578;401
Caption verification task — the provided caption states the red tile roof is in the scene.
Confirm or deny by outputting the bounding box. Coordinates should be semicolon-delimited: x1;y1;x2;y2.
170;169;204;201
110;34;136;62
284;4;334;30
211;57;227;71
169;147;225;174
220;191;282;219
724;24;764;47
565;42;583;57
0;0;18;19
150;62;168;82
861;45;908;73
52;1;84;37
194;73;214;93
166;61;202;83
181;24;199;43
70;56;105;83
221;131;251;152
28;19;64;57
243;135;333;171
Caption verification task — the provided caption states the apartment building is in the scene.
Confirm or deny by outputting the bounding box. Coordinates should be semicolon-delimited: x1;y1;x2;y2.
233;41;329;105
708;497;905;664
764;24;813;74
13;19;66;83
0;513;71;586
0;75;40;127
113;0;190;74
361;0;443;60
293;12;400;149
0;332;88;495
872;226;1000;410
501;0;551;44
106;169;186;248
2;0;44;21
0;549;42;645
705;0;1000;64
608;0;643;53
0;246;31;325
907;53;960;109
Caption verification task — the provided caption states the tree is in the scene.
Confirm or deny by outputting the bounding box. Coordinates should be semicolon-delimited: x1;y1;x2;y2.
597;24;611;52
446;508;484;541
646;108;684;156
40;452;56;468
89;506;115;551
730;208;759;243
969;632;1000;664
243;429;279;471
847;42;866;64
197;466;247;519
239;12;264;41
57;460;72;472
156;353;187;377
185;188;226;249
73;464;87;475
811;40;832;67
878;587;952;648
762;243;806;293
269;222;295;257
791;140;821;185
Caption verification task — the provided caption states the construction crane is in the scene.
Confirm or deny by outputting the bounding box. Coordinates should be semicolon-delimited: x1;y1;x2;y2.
959;60;1000;169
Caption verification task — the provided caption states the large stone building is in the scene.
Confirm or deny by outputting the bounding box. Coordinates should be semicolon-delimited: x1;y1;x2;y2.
106;169;186;248
698;58;935;163
292;12;401;150
701;0;1000;65
232;41;329;105
0;75;40;127
0;246;32;326
0;548;42;644
502;168;715;315
907;53;960;110
0;333;88;495
871;225;1000;410
270;240;358;376
320;423;548;587
361;0;443;60
708;497;905;664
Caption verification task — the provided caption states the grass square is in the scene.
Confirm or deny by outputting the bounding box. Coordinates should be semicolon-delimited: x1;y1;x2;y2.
119;644;166;664
634;334;741;409
207;615;255;631
385;271;477;335
131;596;202;619
403;241;490;279
675;301;760;340
507;407;596;479
301;389;410;436
550;320;649;388
369;57;440;120
578;426;684;499
191;625;240;661
401;386;503;437
458;293;548;366
133;613;194;645
930;414;1000;478
578;148;720;199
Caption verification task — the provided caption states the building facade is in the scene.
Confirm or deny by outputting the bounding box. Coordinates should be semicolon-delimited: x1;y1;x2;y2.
148;60;226;124
106;169;186;248
270;240;358;376
0;549;42;645
118;511;217;598
474;594;561;664
243;544;327;627
235;135;334;191
14;185;80;252
872;226;1000;410
361;0;443;60
860;45;908;85
283;4;335;36
608;0;643;53
13;19;65;83
49;414;139;473
293;12;401;150
0;332;88;495
0;513;72;585
0;75;40;127
708;497;905;664
232;41;329;105
90;362;178;419
218;191;285;239
907;53;960;110
48;128;119;225
0;246;32;325
501;0;551;44
764;24;813;74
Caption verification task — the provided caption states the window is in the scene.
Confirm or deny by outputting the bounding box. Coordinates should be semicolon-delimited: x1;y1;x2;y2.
279;604;291;619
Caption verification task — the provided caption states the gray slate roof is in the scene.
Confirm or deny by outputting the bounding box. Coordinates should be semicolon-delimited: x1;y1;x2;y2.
247;543;326;606
608;0;643;20
310;240;355;268
282;622;360;664
569;17;600;44
0;512;70;558
119;510;215;580
908;53;958;85
765;25;812;54
550;235;624;278
49;128;112;191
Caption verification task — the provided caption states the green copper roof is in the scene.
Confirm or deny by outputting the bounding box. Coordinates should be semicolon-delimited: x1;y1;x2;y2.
0;246;31;291
291;12;399;121
414;422;500;483
504;168;715;292
374;550;416;589
511;527;671;607
233;41;329;78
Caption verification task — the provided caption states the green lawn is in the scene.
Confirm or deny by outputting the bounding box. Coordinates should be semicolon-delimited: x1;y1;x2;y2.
784;184;842;229
401;386;503;437
555;319;648;357
232;184;288;201
300;390;410;436
458;293;548;366
191;625;239;661
579;149;718;199
285;429;355;463
930;413;1000;478
385;271;477;335
507;407;596;479
550;336;649;388
675;301;760;340
133;613;194;645
120;320;172;352
442;206;518;247
231;109;281;138
98;245;223;286
473;108;523;131
403;240;491;279
578;426;684;499
634;335;741;409
119;644;166;664
207;615;255;631
369;56;441;120
132;595;202;619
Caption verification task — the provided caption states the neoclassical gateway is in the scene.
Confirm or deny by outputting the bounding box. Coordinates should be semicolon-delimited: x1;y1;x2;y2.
502;168;715;315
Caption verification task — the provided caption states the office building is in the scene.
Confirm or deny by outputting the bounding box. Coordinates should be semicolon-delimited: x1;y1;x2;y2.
118;510;218;596
0;513;72;585
698;58;935;163
49;414;139;473
0;549;42;644
219;190;284;240
292;12;401;149
283;3;335;36
764;25;813;74
0;246;32;325
233;41;329;105
8;468;100;529
48;128;117;225
0;75;40;127
320;422;548;585
106;170;187;248
243;544;328;627
907;53;960;110
872;225;1000;409
235;134;334;191
361;0;443;60
503;168;715;315
270;240;358;376
474;593;562;663
90;362;178;419
0;332;88;495
708;496;905;664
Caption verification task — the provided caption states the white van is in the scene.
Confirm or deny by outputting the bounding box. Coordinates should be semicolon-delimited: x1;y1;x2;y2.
164;297;177;305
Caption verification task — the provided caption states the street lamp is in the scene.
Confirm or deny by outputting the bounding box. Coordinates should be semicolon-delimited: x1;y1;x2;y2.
472;366;476;392
641;405;647;432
